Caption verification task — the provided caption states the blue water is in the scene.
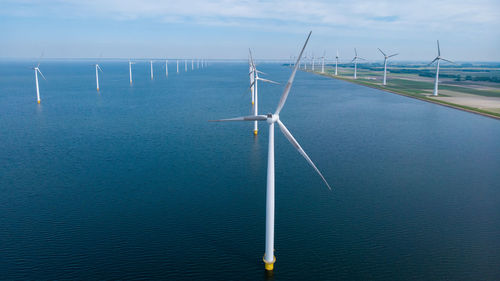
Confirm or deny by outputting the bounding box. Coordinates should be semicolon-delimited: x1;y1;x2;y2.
1;60;499;280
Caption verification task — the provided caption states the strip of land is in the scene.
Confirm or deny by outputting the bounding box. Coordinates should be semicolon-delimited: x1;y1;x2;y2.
305;66;500;120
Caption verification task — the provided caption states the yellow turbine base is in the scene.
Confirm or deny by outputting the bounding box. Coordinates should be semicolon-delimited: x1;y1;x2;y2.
252;101;254;105
263;256;276;271
97;88;100;91
254;130;258;135
37;100;41;104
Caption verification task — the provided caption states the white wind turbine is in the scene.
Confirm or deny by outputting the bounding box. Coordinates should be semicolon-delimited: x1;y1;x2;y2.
150;60;154;80
129;60;135;85
32;63;46;104
185;60;188;72
351;48;366;79
95;63;103;91
165;59;169;77
249;57;255;105
335;49;339;76
211;31;331;271
377;48;398;86
177;60;179;74
192;59;194;70
249;49;280;135
311;53;315;71
429;40;454;96
320;51;326;73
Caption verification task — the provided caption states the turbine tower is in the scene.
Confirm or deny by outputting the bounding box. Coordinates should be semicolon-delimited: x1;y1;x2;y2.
351;48;366;79
185;60;187;72
165;59;169;77
150;60;154;80
377;48;398;86
177;60;179;74
249;56;255;105
95;63;103;91
429;40;454;96
211;31;331;271
129;60;135;85
335;49;339;76
32;63;46;104
249;49;279;135
192;59;194;70
320;51;326;73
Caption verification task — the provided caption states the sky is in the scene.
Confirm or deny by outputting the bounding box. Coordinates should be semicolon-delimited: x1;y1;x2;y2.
1;0;499;61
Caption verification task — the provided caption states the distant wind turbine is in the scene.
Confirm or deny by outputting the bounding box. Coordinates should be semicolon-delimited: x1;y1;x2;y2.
320;51;326;73
335;49;339;76
185;60;187;72
192;59;194;70
429;40;454;96
177;60;179;74
95;63;103;91
210;31;331;271
129;60;135;85
249;49;280;135
165;59;169;77
32;63;46;104
150;60;154;80
351;48;366;79
377;48;398;86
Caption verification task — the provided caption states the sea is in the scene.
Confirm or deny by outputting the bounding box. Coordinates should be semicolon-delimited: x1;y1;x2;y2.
1;60;499;280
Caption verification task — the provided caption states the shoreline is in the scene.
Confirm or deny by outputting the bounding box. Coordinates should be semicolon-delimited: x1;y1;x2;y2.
306;70;500;121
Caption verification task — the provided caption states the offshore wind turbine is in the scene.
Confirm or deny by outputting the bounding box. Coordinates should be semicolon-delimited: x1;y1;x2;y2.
311;54;315;71
95;63;103;91
192;59;194;70
377;48;398;86
429;40;454;96
185;60;188;72
249;56;255;105
211;31;331;271
32;63;46;104
351;48;366;79
165;59;169;77
150;60;154;80
177;60;179;73
249;49;280;135
320;51;326;73
129;60;135;85
335;49;339;76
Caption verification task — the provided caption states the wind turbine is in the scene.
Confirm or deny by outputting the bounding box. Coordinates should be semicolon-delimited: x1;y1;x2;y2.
177;60;179;74
377;48;398;86
249;49;280;135
32;63;46;104
165;59;169;77
320;51;326;73
192;59;194;70
129;60;135;85
335;49;339;76
311;54;315;71
185;60;188;72
95;63;103;91
249;56;255;105
351;48;366;79
150;60;154;80
210;31;331;271
429;40;454;96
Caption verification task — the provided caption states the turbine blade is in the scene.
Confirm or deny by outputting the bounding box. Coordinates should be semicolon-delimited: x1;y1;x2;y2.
249;49;255;68
378;48;386;57
257;78;280;85
441;58;455;64
209;115;267;122
274;31;311;115
277;120;331;190
256;70;267;75
37;69;46;80
437;40;440;56
354;48;357;57
97;65;103;72
428;58;438;65
388;53;399;58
